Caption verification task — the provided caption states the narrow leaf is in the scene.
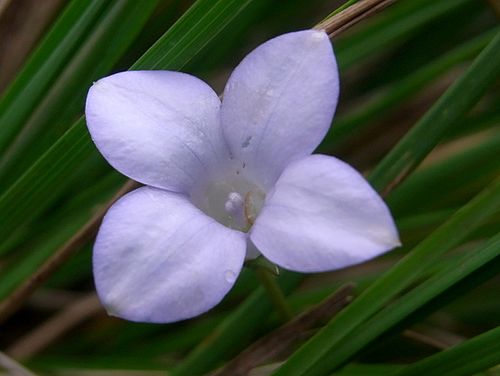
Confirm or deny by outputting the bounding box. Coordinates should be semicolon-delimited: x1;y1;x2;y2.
393;325;500;376
369;29;500;194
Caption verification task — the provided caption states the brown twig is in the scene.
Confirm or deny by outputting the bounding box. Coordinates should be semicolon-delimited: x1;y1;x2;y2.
212;284;355;376
0;351;39;376
0;180;139;324
315;0;397;38
7;293;102;360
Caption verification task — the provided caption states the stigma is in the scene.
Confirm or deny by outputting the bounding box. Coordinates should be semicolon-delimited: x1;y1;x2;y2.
190;168;266;232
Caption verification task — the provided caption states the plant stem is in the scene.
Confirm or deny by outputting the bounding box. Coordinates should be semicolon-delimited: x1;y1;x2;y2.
254;267;293;322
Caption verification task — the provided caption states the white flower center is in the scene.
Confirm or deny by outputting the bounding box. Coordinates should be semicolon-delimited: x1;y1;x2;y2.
191;170;266;232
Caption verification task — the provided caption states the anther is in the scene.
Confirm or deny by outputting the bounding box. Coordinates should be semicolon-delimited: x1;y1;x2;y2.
224;192;244;216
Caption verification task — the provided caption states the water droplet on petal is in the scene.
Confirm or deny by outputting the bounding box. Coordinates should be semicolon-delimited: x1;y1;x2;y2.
225;270;237;283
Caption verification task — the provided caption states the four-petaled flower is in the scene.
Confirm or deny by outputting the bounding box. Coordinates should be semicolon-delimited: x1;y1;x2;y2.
85;30;400;323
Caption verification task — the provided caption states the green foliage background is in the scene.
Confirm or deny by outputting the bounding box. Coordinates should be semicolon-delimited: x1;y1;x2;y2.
0;0;499;375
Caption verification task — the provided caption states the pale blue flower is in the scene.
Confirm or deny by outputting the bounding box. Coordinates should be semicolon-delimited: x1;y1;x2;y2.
85;30;400;323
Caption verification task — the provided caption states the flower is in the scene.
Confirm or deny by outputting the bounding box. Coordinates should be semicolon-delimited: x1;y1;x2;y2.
85;30;400;323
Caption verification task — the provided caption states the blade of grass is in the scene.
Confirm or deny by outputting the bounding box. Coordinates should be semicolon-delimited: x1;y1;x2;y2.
449;110;500;140
320;28;497;150
0;173;122;299
388;131;500;216
336;0;474;70
321;0;360;20
0;0;159;190
54;311;224;357
338;364;404;375
393;325;500;376
369;29;500;194
133;0;258;70
0;0;111;154
303;231;500;374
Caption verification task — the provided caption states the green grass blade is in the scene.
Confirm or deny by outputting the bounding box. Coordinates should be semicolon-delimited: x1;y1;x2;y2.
0;173;121;299
321;0;359;20
0;0;110;155
389;131;500;217
304;231;500;374
337;364;404;375
272;176;500;376
321;28;496;150
369;29;500;193
132;0;257;70
336;0;474;70
393;325;500;376
0;0;260;242
0;0;159;190
448;110;500;140
0;123;93;242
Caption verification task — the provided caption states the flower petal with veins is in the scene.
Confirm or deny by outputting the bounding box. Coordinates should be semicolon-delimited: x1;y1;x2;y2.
220;30;339;187
251;154;400;273
94;187;246;323
86;71;228;193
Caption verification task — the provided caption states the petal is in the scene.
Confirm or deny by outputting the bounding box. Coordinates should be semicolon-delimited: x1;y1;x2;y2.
250;155;400;273
93;186;246;323
220;30;339;187
86;71;229;193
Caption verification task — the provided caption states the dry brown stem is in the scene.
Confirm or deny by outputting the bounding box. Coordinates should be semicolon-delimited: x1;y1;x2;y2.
7;293;102;360
315;0;397;38
0;351;38;376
